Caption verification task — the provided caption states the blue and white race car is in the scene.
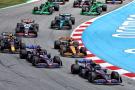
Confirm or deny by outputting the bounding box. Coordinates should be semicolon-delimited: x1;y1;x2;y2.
71;59;122;84
20;45;62;68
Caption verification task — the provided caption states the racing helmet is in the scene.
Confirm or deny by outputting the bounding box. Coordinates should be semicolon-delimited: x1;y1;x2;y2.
9;33;14;38
61;15;65;19
90;61;96;67
9;33;13;36
36;45;41;51
46;2;49;5
94;64;101;70
69;41;73;45
75;59;78;64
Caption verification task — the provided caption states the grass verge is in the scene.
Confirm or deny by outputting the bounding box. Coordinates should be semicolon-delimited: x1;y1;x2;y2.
0;0;28;8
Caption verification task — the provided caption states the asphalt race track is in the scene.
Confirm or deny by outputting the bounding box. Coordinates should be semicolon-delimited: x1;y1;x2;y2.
0;0;135;90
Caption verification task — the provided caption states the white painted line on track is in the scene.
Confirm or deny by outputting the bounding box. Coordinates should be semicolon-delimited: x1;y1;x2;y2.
99;63;113;67
114;69;130;75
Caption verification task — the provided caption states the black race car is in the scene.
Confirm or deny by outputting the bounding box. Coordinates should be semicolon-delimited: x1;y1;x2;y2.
71;59;122;84
15;19;39;37
50;13;75;30
0;32;26;53
33;1;59;15
20;45;62;68
73;0;91;8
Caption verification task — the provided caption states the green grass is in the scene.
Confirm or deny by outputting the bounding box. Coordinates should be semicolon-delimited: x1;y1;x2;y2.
0;0;28;8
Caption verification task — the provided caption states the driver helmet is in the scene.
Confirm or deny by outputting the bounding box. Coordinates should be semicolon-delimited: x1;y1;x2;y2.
75;59;78;64
46;2;49;5
9;33;13;37
61;15;65;19
36;45;41;51
9;33;14;39
90;61;96;67
94;64;101;70
2;32;6;36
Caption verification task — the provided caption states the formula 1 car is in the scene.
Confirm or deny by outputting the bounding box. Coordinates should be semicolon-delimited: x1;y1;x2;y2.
50;14;75;30
73;0;91;8
81;0;107;15
71;59;122;84
32;1;59;15
105;0;123;4
15;19;39;37
59;40;87;58
0;32;26;53
54;37;77;49
19;45;62;68
48;0;66;5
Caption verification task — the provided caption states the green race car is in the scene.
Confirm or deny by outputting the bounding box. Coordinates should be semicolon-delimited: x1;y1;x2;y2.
32;1;59;15
50;13;75;30
81;0;107;15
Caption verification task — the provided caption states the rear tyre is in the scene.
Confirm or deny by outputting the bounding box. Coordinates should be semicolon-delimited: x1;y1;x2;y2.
40;4;44;9
60;46;67;56
53;56;62;66
15;27;20;33
73;1;77;7
51;20;56;28
33;7;38;11
111;71;122;83
63;0;66;4
54;4;59;11
42;49;47;55
26;52;32;62
49;8;53;15
20;49;27;59
68;21;72;30
47;53;51;58
71;17;75;25
82;7;86;13
96;7;102;15
88;72;97;83
20;43;26;49
34;24;39;31
120;0;123;4
105;0;108;3
102;5;107;11
71;64;80;74
32;56;39;66
79;69;87;78
34;32;38;38
54;40;61;49
55;16;59;20
80;47;87;55
0;40;5;51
